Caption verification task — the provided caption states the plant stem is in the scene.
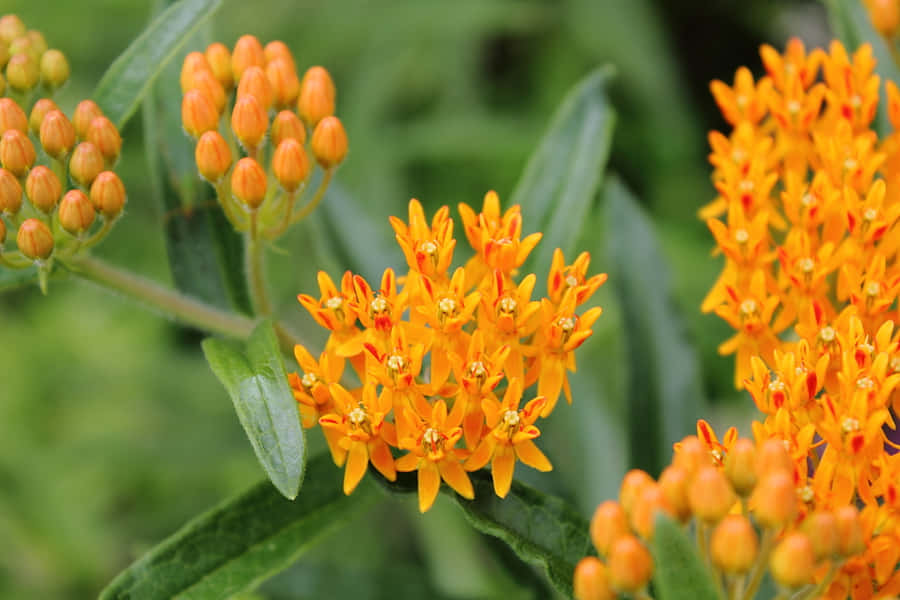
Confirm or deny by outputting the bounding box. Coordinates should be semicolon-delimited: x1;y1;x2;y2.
65;254;255;339
289;168;333;227
245;209;272;316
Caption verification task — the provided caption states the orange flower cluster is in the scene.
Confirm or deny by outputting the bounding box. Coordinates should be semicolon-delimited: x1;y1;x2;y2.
289;193;606;512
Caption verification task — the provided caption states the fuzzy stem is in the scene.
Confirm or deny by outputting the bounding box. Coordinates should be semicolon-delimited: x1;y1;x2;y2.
245;209;272;316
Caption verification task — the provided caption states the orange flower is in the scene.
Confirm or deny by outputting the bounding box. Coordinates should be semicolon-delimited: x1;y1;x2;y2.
449;330;510;448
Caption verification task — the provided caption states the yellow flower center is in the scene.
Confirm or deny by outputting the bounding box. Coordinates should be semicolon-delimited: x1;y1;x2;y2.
767;379;785;393
851;94;862;108
739;298;758;316
787;100;801;114
437;297;458;323
864;207;878;221
386;354;406;372
423;427;443;453
420;240;438;255
736;95;748;108
856;376;874;390
565;274;579;288
349;407;367;425
301;372;317;388
738;180;754;193
325;296;343;310
468;360;487;381
799;486;814;503
734;229;749;243
370;295;388;313
844;158;859;171
501;410;521;437
499;296;517;315
797;257;814;273
842;417;860;433
819;326;836;343
731;148;746;163
891;356;900;373
867;281;881;296
801;193;815;207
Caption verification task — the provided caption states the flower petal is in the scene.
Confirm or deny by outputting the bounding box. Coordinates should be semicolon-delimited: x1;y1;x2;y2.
491;445;515;498
439;459;474;500
343;441;369;495
418;462;441;513
515;439;552;472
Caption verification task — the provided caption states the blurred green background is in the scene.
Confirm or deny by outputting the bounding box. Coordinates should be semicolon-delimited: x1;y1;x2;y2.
0;0;832;597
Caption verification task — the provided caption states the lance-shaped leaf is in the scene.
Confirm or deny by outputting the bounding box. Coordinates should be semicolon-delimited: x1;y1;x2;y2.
99;453;376;600
202;320;305;499
92;0;224;129
511;66;616;278
651;514;721;600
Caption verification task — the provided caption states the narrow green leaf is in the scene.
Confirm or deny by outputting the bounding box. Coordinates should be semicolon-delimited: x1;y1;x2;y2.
202;321;305;499
99;453;376;600
92;0;224;129
604;175;704;474
651;515;721;600
511;66;616;277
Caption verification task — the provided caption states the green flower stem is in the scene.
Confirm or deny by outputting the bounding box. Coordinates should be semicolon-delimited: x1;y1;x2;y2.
245;208;272;317
288;168;333;227
741;528;774;600
65;254;256;339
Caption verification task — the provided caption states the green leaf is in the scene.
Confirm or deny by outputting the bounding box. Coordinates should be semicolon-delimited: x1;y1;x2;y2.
202;321;305;499
511;66;616;277
651;515;721;600
604;175;704;474
92;0;224;129
0;267;39;292
99;453;377;600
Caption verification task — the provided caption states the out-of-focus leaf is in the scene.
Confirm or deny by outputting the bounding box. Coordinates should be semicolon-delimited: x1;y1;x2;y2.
511;66;616;277
651;515;721;600
0;268;39;292
605;175;704;474
99;453;376;600
92;0;224;129
202;320;305;500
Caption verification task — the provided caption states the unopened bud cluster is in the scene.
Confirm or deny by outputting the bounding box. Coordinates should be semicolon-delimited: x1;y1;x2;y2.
574;422;868;600
180;35;347;237
0;14;69;97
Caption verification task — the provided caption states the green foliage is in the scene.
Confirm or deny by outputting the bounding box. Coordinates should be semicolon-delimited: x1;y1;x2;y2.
651;515;721;600
202;321;306;499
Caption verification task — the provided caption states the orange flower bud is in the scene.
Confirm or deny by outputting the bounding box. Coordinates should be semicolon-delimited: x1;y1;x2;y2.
770;532;815;588
710;515;758;574
264;40;295;69
297;73;335;127
89;171;126;218
658;465;691;521
619;469;654;517
25;30;47;56
0;129;35;176
301;66;336;100
0;15;26;45
755;438;793;478
237;65;273;112
73;100;103;141
608;535;653;593
835;506;865;557
86;116;122;165
724;438;757;496
0;167;22;214
205;42;233;90
16;217;53;260
69;142;105;187
673;435;709;477
181;90;219;139
39;49;69;89
180;51;212;92
867;0;900;36
631;483;673;539
25;165;61;213
6;53;38;91
0;216;5;242
28;98;57;135
266;58;300;109
271;110;306;147
574;557;614;600
186;69;226;115
231;157;267;209
0;97;27;134
231;95;268;149
272;139;310;192
58;189;95;234
803;511;839;561
40;109;76;160
311;116;348;168
688;466;735;523
231;34;265;81
751;471;797;529
8;36;39;62
590;500;630;556
194;130;232;183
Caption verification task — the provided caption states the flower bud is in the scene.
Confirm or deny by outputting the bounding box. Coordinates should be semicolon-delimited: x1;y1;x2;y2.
755;438;793;478
73;100;103;141
867;0;900;37
271;110;306;147
672;435;709;477
297;72;335;126
688;466;735;523
180;51;212;92
231;157;266;209
631;484;673;540
751;471;797;529
770;532;815;589
186;69;226;114
86;116;122;165
724;438;757;496
608;535;653;593
8;36;38;62
264;40;295;68
58;189;95;234
0;97;27;134
237;65;273;112
69;142;104;187
301;66;336;100
574;557;614;600
0;15;26;45
803;511;839;560
835;505;865;556
272;139;310;192
90;171;126;218
311;116;348;168
619;469;654;517
28;98;57;135
205;42;233;90
39;49;69;89
40;109;76;160
25;30;47;56
266;58;300;108
5;52;38;91
0;167;22;214
0;216;5;242
710;515;758;574
195;130;232;183
658;465;691;521
181;90;219;139
231;95;268;149
232;34;265;81
25;165;61;213
0;129;35;176
16;217;53;260
590;500;630;556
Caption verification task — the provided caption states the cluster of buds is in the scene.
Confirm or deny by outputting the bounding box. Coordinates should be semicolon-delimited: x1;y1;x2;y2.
288;193;606;512
0;14;69;98
575;424;870;600
180;35;347;239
